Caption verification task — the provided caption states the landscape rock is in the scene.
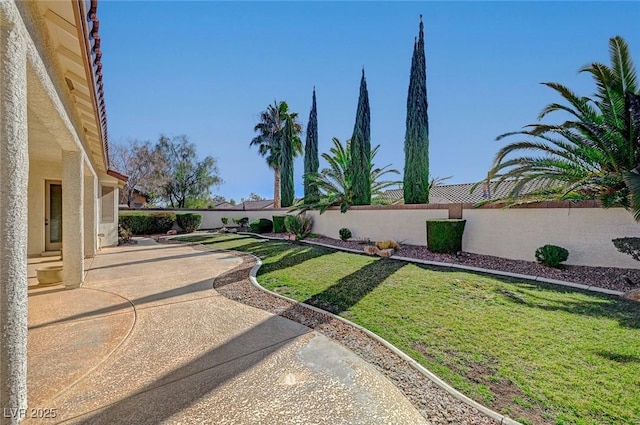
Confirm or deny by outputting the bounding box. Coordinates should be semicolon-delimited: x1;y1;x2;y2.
623;288;640;302
377;248;395;258
364;245;380;255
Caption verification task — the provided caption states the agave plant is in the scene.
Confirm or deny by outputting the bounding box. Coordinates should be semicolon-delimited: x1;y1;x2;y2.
485;36;640;218
301;137;401;213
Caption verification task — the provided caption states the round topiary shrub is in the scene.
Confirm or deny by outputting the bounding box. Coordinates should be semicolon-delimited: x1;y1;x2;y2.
426;219;466;254
176;213;203;233
339;228;352;241
535;244;569;268
273;215;287;233
249;218;274;234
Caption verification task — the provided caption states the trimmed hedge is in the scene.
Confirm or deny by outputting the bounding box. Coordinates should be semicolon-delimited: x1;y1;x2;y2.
426;219;466;254
176;213;203;233
120;212;176;235
249;218;273;234
273;215;287;233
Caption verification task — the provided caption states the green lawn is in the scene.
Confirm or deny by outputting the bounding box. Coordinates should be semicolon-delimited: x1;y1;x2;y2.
176;233;640;425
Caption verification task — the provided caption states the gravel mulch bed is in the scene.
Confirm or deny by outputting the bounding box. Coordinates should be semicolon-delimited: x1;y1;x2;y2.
161;238;496;425
261;233;640;294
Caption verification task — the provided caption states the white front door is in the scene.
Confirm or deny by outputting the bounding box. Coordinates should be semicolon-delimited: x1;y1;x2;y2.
45;180;62;252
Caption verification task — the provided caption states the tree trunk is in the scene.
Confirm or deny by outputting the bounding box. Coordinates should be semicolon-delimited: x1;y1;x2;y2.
274;167;281;209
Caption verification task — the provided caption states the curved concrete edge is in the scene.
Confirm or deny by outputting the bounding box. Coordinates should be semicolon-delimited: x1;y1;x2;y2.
240;250;521;425
239;232;625;298
48;287;138;403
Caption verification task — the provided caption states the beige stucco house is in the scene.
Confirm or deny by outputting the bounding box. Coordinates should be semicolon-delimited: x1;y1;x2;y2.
1;0;124;421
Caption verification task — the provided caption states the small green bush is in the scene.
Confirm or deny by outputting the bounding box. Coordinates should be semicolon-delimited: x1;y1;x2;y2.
426;219;466;254
339;228;352;241
221;217;229;225
233;217;249;230
176;213;203;233
249;218;273;233
284;214;313;240
535;244;569;268
120;212;176;235
612;237;640;262
273;215;287;233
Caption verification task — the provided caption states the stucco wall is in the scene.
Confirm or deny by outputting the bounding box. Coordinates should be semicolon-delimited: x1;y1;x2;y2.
27;160;62;256
462;207;640;268
124;205;640;268
306;207;449;245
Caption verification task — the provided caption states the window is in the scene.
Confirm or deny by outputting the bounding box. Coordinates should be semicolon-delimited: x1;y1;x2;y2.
101;186;115;223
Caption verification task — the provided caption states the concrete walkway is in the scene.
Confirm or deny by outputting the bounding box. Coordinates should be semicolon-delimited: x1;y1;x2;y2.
26;239;426;424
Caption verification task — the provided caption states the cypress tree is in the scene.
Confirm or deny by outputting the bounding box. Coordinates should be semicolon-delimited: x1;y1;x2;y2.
403;15;430;204
350;69;371;205
303;88;320;204
280;112;295;208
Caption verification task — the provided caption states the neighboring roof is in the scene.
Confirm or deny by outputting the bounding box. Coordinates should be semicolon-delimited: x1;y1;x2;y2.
212;200;275;210
381;180;554;204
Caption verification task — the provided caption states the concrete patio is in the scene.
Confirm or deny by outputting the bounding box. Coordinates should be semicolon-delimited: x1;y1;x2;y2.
24;238;426;424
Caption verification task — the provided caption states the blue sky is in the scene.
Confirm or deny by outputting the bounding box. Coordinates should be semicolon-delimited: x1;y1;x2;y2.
99;1;640;203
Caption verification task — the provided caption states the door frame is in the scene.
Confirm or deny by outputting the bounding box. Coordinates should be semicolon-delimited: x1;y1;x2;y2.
44;180;62;252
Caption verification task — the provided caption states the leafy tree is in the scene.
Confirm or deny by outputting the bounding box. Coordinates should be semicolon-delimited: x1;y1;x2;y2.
241;193;266;202
156;135;222;208
350;69;372;205
250;101;302;208
109;140;167;206
304;88;320;204
403;15;430;204
486;36;640;218
305;137;400;213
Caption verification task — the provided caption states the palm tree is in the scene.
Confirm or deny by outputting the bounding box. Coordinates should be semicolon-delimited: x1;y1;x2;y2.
305;137;401;213
485;36;640;218
250;101;302;208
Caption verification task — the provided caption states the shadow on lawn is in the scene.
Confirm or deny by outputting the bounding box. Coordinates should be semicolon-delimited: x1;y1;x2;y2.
595;350;640;364
304;258;406;314
183;235;335;275
497;286;640;329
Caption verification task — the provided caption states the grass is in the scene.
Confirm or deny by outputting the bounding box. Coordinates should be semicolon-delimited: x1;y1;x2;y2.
176;233;640;425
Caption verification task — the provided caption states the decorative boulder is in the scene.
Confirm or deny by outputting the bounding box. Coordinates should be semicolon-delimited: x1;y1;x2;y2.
364;245;380;256
377;249;395;258
624;289;640;302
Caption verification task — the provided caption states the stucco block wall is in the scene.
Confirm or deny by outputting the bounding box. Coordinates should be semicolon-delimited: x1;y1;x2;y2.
462;207;640;268
27;160;62;256
307;208;449;245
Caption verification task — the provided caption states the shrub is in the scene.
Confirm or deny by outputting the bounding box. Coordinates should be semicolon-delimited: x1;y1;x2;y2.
535;244;569;268
150;212;176;234
118;224;132;245
284;214;313;240
119;212;176;235
221;217;229;225
426;219;466;254
273;215;287;233
232;217;249;231
376;240;400;251
612;238;640;262
249;218;273;234
339;228;352;241
176;213;203;233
